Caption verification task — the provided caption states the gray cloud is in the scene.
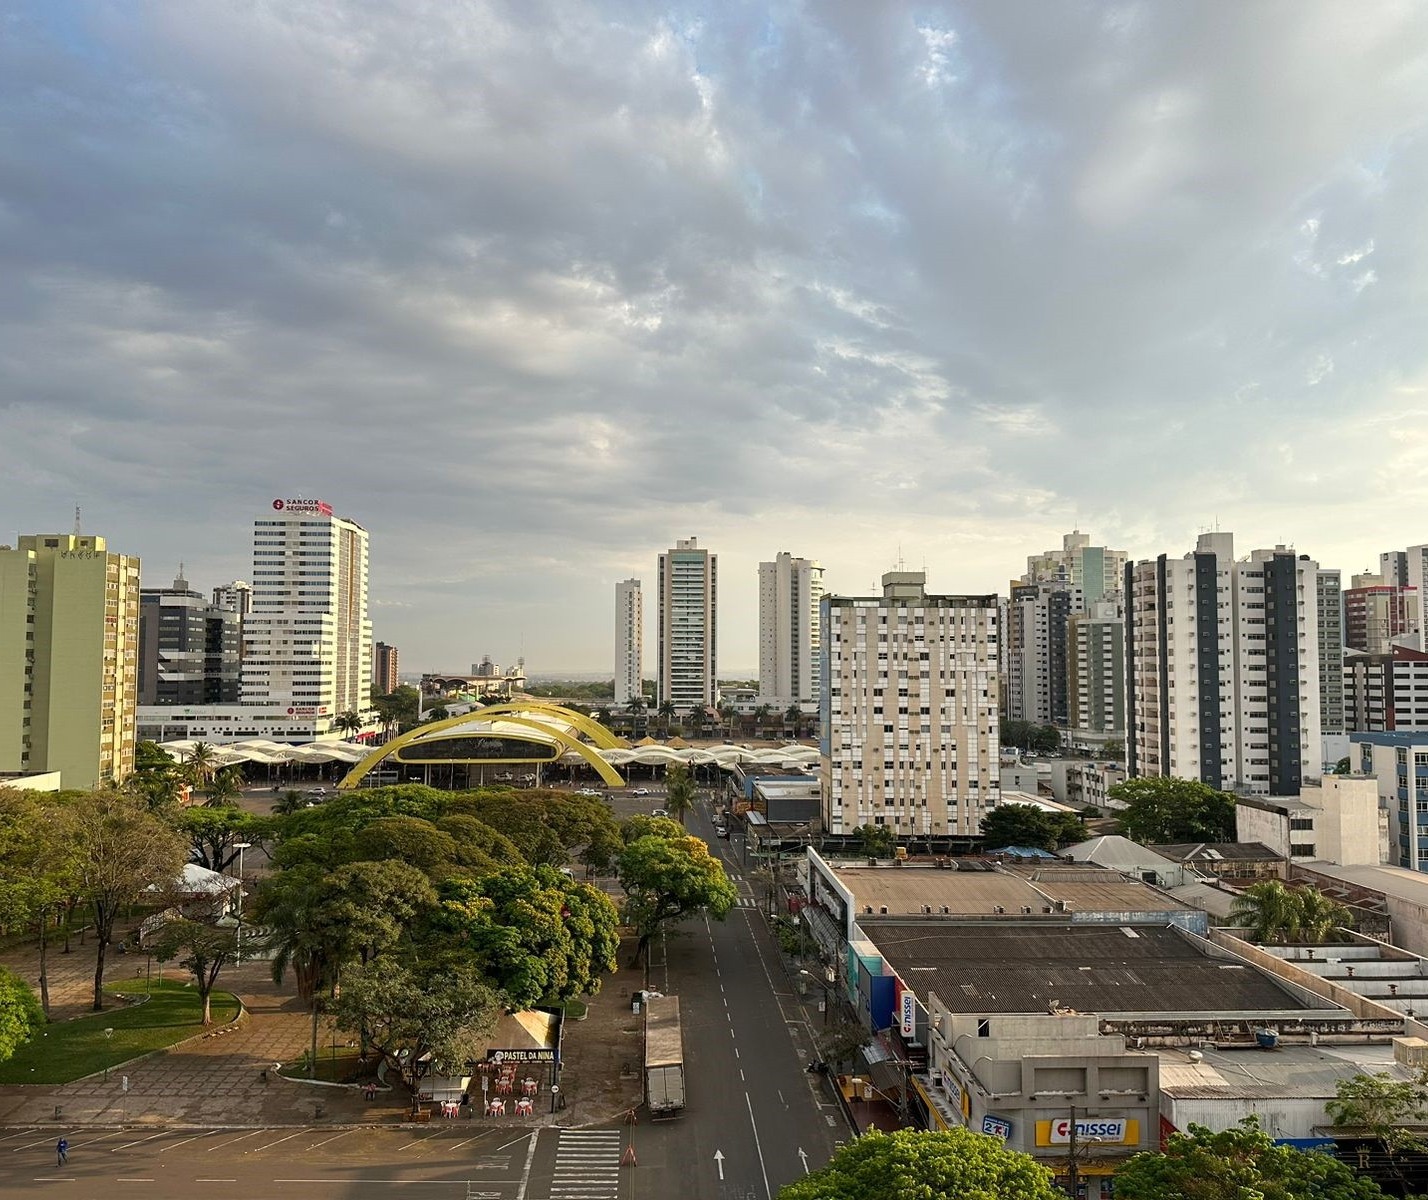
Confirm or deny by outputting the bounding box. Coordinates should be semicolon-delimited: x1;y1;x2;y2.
2;1;1427;670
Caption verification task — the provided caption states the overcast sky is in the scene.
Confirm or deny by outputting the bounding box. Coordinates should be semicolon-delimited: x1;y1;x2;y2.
4;2;1428;674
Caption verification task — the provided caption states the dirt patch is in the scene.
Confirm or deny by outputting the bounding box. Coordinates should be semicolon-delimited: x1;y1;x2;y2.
555;934;645;1125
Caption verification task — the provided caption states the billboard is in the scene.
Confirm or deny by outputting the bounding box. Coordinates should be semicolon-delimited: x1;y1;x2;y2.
272;498;334;516
899;990;916;1036
1036;1117;1136;1146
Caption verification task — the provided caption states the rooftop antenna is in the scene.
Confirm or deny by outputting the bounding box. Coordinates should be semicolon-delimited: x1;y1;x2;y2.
73;506;81;535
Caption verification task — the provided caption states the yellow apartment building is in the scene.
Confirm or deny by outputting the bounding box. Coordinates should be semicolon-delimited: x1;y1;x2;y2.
0;534;140;789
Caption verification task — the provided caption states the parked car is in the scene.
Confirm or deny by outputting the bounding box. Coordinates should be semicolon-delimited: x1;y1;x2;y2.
631;787;650;796
652;808;667;817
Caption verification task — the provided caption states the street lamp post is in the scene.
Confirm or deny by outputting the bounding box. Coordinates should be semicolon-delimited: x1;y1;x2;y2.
233;842;252;963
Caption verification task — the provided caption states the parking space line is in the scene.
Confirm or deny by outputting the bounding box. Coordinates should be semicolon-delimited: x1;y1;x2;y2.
159;1130;221;1152
249;1129;307;1153
208;1129;267;1151
111;1130;170;1152
397;1129;446;1152
0;1128;38;1146
11;1133;65;1152
68;1129;124;1150
305;1128;357;1150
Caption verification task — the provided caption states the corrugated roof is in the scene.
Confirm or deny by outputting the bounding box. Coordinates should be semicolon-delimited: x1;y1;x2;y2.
865;923;1330;1016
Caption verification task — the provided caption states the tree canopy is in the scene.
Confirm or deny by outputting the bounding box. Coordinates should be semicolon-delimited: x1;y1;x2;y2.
1229;882;1354;944
777;1128;1060;1200
1114;1119;1389;1200
436;866;620;1009
0;968;44;1063
619;830;737;964
1108;776;1237;844
1000;721;1061;755
980;803;1088;852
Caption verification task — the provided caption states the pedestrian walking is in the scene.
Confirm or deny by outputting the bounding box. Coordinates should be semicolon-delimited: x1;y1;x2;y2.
56;1137;68;1166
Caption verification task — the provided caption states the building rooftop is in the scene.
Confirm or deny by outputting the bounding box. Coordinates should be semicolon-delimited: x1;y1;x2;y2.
1158;1041;1412;1099
1063;835;1185;874
864;923;1330;1016
831;862;1192;918
1291;862;1428;910
1153;842;1284;863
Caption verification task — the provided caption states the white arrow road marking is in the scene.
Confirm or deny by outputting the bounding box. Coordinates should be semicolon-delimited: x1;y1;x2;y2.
714;1149;725;1180
798;1147;809;1174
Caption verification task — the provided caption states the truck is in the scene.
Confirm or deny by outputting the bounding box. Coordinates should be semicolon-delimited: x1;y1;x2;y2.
643;994;685;1118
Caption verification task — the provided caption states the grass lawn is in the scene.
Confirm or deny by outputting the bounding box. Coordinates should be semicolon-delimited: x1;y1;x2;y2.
0;978;240;1085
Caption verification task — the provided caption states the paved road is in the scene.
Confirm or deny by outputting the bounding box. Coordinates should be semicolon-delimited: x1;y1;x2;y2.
628;795;841;1200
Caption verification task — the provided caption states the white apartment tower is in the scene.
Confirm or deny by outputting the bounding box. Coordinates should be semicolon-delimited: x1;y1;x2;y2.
1024;530;1128;605
1317;568;1344;736
1127;533;1321;796
820;571;999;837
614;579;643;707
758;552;824;710
1067;600;1126;741
240;498;372;724
1006;582;1082;727
657;538;717;712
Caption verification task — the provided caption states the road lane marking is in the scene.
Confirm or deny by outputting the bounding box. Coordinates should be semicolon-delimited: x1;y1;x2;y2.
514;1127;540;1200
745;1091;773;1200
195;1179;237;1183
208;1129;266;1151
116;1179;154;1183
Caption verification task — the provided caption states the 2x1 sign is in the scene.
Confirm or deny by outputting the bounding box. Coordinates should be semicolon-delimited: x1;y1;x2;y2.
982;1115;1012;1140
899;991;916;1036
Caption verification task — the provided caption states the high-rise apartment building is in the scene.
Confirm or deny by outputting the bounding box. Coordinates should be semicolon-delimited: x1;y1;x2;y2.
139;569;241;705
758;552;824;710
1067;600;1126;744
1317;568;1344;736
1127;534;1321;796
1345;646;1428;733
212;580;253;616
240;497;372;723
1382;551;1411;590
1345;574;1419;655
614;579;643;706
0;533;141;789
820;571;999;837
373;641;399;695
1023;530;1127;605
657;538;717;712
1006;582;1081;727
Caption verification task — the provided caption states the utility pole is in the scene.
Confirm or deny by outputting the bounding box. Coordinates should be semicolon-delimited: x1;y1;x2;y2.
1067;1105;1078;1199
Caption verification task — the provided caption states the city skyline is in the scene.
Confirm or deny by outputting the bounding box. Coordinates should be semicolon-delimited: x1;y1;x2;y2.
4;4;1428;672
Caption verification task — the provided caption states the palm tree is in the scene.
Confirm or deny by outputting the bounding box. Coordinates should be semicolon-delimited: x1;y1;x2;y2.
184;742;219;797
206;766;243;808
753;705;772;740
657;700;678;736
664;765;697;828
626;696;647;740
335;711;364;740
719;705;738;738
785;705;802;740
595;707;613;728
1297;888;1354;941
1229;881;1304;944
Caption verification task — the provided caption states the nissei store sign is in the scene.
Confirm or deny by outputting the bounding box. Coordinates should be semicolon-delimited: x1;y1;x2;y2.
1037;1117;1133;1146
899;991;916;1036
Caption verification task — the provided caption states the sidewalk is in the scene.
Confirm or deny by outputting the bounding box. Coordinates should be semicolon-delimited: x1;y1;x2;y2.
0;939;643;1129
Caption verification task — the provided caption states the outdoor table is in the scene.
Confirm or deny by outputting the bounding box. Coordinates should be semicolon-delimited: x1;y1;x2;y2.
441;1101;459;1119
486;1098;506;1117
522;1078;538;1096
515;1098;534;1116
496;1078;513;1095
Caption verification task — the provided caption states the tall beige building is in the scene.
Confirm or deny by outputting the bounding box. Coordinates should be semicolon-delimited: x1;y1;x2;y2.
820;571;999;837
657;538;717;711
757;551;823;710
0;533;141;789
614;579;643;707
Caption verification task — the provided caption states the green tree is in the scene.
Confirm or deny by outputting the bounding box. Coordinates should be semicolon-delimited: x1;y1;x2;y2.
854;824;895;858
1296;887;1354;941
0;968;44;1063
1328;1069;1428;1192
0;789;83;1016
664;765;697;827
352;816;459;875
817;1018;870;1069
1114;1118;1388;1200
67;789;188;1010
149;919;245;1025
1108;777;1237;844
176;805;272;874
618;833;737;965
436;866;620;1009
1228;880;1305;943
336;710;364;739
1102;738;1125;762
778;1128;1059;1200
182;742;221;795
657;700;678;735
1334;756;1353;775
273;788;307;816
330;959;499;1113
980;804;1088;852
129;741;186;809
205;765;244;808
